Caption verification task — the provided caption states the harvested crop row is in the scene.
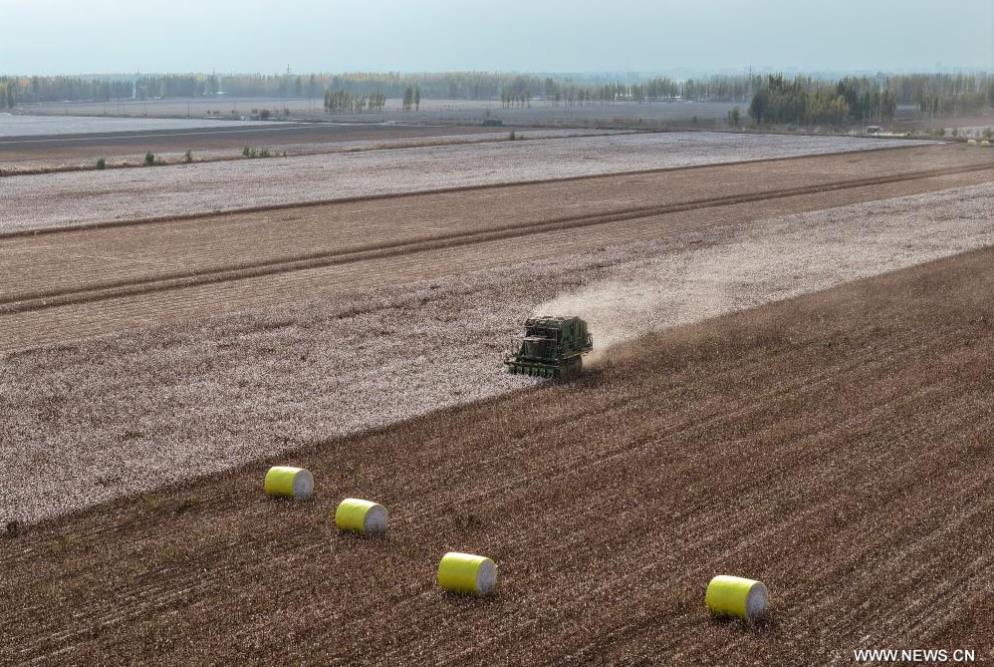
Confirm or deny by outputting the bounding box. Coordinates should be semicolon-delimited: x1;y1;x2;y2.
6;144;975;294
3;146;993;355
0;131;934;233
2;162;992;355
2;245;992;665
2;181;994;526
2;150;991;309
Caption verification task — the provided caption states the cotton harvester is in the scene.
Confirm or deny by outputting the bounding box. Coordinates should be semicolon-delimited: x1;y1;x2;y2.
505;316;593;379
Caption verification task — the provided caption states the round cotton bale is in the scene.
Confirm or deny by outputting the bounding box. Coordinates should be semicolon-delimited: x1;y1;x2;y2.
437;552;497;596
705;575;768;622
264;466;314;500
335;498;389;536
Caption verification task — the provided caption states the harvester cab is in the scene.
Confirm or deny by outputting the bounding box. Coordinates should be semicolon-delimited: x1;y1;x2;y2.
505;315;593;379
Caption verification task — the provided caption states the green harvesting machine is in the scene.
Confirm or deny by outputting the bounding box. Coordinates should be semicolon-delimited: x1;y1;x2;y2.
505;315;593;379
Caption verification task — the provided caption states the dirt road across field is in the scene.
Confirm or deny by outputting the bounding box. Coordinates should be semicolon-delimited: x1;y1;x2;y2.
2;144;993;352
2;246;991;665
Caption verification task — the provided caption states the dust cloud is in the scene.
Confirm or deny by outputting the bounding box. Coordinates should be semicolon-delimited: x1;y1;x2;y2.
534;188;994;364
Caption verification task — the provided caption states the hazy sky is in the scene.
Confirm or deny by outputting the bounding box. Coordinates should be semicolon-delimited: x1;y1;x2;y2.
3;0;993;75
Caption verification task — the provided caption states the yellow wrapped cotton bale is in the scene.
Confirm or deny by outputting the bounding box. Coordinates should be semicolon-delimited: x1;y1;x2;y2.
264;466;314;500
705;575;768;622
437;552;497;596
335;498;389;536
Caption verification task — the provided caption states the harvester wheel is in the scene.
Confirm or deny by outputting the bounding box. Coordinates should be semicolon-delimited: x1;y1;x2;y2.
561;356;582;380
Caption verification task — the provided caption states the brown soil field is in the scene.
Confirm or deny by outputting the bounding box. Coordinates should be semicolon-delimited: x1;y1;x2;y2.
2;246;992;665
1;144;992;353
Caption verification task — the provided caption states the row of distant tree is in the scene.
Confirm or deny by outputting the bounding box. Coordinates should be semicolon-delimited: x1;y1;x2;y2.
493;76;753;107
0;72;893;106
323;89;387;113
0;79;16;108
5;71;994;123
324;87;424;113
748;72;994;125
747;75;899;126
401;86;421;111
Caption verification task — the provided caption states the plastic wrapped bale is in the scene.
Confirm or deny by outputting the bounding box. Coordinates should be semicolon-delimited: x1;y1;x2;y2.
437;552;497;596
335;498;389;536
263;466;314;500
705;575;768;622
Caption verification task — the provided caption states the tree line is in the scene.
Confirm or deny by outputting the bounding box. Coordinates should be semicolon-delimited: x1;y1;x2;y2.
323;90;387;113
5;71;994;120
0;78;16;108
401;86;421;111
0;72;807;106
747;74;898;126
325;85;421;112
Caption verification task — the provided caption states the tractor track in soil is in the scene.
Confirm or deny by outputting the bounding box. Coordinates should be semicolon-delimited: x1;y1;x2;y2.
3;159;994;318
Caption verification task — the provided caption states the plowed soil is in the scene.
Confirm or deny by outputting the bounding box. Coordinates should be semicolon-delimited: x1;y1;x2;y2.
3;246;992;665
